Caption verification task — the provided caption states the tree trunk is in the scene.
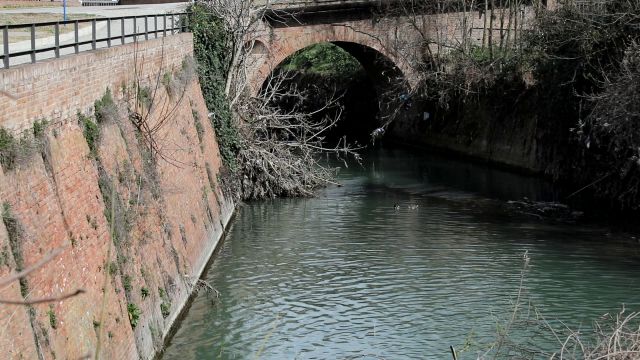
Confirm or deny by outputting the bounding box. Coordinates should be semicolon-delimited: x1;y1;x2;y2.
482;0;489;47
499;0;506;49
489;0;495;59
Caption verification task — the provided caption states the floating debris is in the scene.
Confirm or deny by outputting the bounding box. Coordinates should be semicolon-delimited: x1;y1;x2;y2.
507;198;583;222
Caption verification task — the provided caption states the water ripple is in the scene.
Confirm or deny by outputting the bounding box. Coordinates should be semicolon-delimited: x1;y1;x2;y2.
164;149;640;360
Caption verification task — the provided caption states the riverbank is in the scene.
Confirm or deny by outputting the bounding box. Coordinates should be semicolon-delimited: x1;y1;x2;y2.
0;33;236;359
391;2;640;215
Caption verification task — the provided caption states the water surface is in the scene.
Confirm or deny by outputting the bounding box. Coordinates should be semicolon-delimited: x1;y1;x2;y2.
163;148;640;359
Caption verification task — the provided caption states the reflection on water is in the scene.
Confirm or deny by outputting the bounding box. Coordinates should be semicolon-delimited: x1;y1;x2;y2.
163;148;640;359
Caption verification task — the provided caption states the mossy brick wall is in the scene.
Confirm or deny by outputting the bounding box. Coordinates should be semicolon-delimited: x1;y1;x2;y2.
0;187;39;359
0;34;234;359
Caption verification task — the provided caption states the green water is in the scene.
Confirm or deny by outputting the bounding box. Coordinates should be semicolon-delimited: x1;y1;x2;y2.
163;148;640;359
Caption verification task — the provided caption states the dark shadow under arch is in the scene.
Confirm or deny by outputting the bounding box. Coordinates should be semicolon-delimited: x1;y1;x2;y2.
259;41;411;144
331;41;408;98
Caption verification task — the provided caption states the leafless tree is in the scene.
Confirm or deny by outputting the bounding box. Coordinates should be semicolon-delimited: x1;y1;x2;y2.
195;0;268;105
193;0;365;199
126;40;196;167
233;70;362;199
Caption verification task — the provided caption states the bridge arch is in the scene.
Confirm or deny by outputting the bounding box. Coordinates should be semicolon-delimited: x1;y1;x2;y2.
256;40;408;96
247;23;416;96
253;40;414;143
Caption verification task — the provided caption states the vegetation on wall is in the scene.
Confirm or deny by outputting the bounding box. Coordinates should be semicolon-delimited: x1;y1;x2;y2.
405;0;640;212
94;88;117;124
0;128;18;171
188;4;239;169
188;2;361;200
79;64;195;340
80;112;100;159
0;119;49;172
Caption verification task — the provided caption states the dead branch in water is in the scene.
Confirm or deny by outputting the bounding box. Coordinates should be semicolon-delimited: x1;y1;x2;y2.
191;1;363;199
231;70;363;199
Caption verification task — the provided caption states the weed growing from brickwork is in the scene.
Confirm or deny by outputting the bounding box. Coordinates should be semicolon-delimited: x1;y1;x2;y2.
79;111;100;160
1;202;34;322
0;128;17;171
179;224;187;246
2;202;23;271
107;261;118;277
47;306;57;330
0;120;48;172
123;274;132;293
81;88;119;160
0;245;9;268
127;303;141;328
94;88;118;124
137;86;152;110
161;71;172;90
162;57;196;99
160;302;171;319
32;119;48;139
158;287;172;319
192;105;205;147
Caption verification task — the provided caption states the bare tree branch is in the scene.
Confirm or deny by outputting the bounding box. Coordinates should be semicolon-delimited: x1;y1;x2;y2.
0;246;66;291
0;289;85;306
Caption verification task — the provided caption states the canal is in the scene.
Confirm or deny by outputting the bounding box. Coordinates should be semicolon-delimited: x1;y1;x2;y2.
163;147;640;359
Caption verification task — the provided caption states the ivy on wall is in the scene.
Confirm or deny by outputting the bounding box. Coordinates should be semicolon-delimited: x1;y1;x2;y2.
188;4;240;169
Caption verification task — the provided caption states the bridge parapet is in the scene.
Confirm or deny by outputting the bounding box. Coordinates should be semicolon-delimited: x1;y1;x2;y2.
257;0;389;9
256;0;547;12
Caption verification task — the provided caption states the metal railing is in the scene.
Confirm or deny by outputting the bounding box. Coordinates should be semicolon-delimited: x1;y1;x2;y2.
1;12;189;69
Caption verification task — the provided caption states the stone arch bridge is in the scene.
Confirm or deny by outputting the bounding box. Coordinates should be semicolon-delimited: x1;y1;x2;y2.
247;0;550;95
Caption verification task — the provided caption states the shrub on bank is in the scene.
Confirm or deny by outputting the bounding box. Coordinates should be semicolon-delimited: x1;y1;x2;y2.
417;0;640;211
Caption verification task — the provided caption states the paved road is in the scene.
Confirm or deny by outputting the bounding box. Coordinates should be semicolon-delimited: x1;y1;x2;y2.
1;3;189;68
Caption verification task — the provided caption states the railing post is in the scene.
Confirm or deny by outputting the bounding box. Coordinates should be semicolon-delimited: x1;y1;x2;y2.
183;12;188;32
54;22;60;58
163;15;167;37
154;15;158;39
74;20;79;53
144;16;148;40
92;19;96;50
3;25;9;68
133;16;137;42
171;14;174;34
107;19;111;47
121;17;125;44
30;24;36;63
